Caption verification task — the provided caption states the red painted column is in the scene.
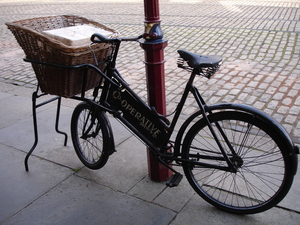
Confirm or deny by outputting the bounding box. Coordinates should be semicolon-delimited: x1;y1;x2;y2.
140;0;172;182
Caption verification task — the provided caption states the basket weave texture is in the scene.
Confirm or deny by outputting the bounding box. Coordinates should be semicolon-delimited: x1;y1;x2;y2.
6;15;117;97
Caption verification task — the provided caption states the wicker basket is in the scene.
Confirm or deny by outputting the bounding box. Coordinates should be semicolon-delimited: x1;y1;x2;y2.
6;15;118;97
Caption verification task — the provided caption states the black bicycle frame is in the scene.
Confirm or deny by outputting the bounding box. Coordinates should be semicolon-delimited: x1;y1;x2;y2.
98;57;237;172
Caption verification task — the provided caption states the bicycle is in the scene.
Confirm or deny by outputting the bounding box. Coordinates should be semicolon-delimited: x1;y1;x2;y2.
69;33;299;214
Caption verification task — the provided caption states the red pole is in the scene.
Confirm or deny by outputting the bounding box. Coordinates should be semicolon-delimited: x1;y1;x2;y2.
140;0;172;182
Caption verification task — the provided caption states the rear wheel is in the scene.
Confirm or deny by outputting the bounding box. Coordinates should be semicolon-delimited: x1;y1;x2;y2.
71;102;110;169
182;111;294;214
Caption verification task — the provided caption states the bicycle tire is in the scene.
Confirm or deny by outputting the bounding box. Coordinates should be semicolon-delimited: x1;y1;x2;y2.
71;102;110;169
182;111;294;214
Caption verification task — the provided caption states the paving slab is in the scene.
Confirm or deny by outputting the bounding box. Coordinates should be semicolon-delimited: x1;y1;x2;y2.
0;82;35;98
2;175;176;225
153;171;195;212
77;135;149;193
278;164;300;212
128;175;167;202
0;94;33;129
0;102;81;170
170;194;300;225
0;144;73;224
0;92;11;101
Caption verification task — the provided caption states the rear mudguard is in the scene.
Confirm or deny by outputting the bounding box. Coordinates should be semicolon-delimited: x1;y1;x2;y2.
174;103;298;174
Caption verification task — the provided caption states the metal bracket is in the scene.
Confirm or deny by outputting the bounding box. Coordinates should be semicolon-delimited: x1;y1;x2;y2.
24;85;68;171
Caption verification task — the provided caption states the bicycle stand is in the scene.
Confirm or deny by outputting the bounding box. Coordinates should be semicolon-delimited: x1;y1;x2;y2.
24;85;68;171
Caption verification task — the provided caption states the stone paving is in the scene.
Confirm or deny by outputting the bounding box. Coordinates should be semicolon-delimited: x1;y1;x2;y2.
0;0;299;142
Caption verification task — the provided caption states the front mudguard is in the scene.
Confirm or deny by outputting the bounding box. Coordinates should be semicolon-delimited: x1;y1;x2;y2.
97;110;115;156
174;103;298;174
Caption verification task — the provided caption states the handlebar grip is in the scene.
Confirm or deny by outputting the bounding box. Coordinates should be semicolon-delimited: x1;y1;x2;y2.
91;33;110;43
121;35;143;41
91;33;143;44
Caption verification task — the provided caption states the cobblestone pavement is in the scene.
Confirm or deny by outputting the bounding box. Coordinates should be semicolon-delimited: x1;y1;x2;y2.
0;0;299;142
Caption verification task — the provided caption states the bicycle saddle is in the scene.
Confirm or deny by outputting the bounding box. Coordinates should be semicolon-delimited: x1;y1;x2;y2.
177;50;222;68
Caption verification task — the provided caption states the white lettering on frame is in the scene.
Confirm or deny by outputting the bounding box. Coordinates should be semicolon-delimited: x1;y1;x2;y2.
111;90;161;138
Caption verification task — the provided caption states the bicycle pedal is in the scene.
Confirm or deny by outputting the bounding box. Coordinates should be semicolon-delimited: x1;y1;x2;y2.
166;173;183;187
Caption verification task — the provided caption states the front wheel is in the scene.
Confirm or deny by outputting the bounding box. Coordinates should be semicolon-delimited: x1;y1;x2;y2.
71;102;112;169
182;111;295;214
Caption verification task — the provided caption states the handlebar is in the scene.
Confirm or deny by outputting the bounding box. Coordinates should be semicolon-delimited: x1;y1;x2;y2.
91;33;143;44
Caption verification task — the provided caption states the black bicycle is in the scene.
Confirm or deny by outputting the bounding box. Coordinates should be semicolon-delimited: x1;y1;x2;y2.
69;34;298;214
